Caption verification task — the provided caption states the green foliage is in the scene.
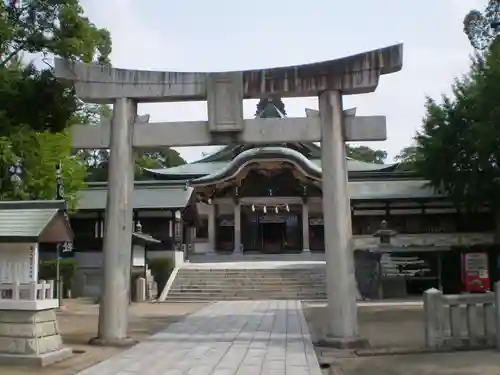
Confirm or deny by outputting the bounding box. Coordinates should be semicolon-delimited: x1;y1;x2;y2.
394;145;422;171
79;146;187;182
0;64;78;136
0;0;111;66
463;1;500;51
149;257;174;283
346;145;387;164
0;0;112;134
72;104;187;181
38;259;77;292
395;145;417;164
414;40;500;239
0;127;88;208
0;0;110;201
134;149;186;180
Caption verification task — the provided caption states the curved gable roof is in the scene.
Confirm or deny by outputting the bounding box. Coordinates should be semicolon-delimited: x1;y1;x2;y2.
146;100;397;179
189;146;322;186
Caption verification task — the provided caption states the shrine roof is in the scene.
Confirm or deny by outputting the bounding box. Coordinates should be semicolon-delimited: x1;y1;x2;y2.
145;99;398;179
145;156;397;179
78;184;194;210
349;180;443;200
0;200;73;243
75;179;443;212
132;232;161;245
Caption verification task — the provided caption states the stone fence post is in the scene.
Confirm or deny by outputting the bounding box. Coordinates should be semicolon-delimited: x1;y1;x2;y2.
424;288;444;349
495;281;500;350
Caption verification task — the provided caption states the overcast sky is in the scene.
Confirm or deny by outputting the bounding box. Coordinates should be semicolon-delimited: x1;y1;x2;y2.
80;0;485;163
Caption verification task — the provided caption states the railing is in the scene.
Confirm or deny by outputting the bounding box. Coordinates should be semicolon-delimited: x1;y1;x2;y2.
0;280;55;301
424;283;500;350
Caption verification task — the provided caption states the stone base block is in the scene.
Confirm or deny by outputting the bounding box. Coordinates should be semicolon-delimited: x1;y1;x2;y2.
0;347;73;367
88;336;138;348
317;335;370;349
0;308;71;366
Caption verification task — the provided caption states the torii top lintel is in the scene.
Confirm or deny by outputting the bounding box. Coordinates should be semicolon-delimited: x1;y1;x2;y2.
55;44;403;104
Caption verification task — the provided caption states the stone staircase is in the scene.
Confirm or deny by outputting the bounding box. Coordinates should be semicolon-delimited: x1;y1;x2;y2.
165;265;327;301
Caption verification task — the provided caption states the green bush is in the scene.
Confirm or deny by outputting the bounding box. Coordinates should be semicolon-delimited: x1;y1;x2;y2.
149;257;174;298
38;259;77;297
149;257;174;282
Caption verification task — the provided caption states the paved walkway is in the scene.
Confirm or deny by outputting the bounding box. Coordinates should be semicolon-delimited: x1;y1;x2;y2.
76;300;322;375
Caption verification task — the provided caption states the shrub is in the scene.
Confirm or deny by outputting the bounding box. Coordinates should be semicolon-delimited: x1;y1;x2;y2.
149;257;174;298
149;257;174;283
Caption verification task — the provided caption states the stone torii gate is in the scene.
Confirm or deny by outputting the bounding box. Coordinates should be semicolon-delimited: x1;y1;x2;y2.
55;43;403;348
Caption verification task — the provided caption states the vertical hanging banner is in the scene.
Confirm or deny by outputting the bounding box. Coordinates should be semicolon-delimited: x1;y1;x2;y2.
56;162;73;257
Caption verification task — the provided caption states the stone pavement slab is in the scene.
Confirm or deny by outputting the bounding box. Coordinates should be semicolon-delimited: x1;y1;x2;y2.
75;300;322;375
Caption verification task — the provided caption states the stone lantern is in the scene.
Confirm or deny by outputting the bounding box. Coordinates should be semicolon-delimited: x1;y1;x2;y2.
373;220;397;247
371;220;399;299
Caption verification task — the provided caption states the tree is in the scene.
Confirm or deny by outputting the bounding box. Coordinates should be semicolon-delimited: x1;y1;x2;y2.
346;145;387;164
394;145;420;170
395;145;417;164
74;104;187;181
0;127;87;210
463;0;500;51
0;1;111;135
0;0;111;202
134;149;186;180
414;40;500;241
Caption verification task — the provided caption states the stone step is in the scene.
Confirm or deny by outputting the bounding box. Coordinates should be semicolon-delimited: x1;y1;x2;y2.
179;269;325;277
167;295;326;300
170;285;326;293
167;289;327;295
166;294;326;301
168;290;326;295
177;275;326;283
173;280;325;285
166;266;328;301
174;282;325;286
179;268;325;276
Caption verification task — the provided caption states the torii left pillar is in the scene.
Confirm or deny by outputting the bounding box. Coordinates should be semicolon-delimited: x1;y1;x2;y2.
90;98;137;346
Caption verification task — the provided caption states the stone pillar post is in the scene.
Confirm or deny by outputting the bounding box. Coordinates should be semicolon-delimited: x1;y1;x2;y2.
168;219;173;239
234;203;241;253
495;281;500;350
319;91;364;348
302;202;310;252
94;98;137;346
208;203;216;252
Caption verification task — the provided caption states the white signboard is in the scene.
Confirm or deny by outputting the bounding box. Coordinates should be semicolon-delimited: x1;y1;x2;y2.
132;245;145;267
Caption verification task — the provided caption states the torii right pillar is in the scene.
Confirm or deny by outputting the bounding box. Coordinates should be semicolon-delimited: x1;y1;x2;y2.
319;90;365;348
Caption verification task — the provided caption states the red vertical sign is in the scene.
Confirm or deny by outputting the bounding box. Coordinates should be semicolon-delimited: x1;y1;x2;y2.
463;252;490;292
